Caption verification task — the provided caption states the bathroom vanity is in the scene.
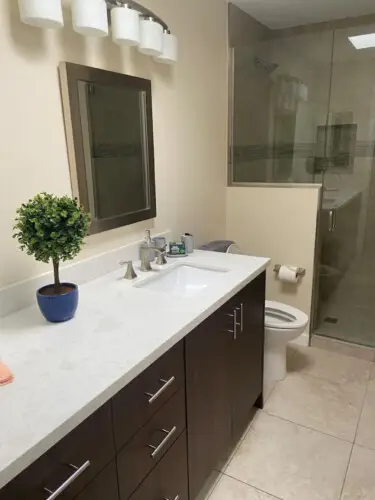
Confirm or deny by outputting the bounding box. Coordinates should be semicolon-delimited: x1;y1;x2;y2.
0;251;269;500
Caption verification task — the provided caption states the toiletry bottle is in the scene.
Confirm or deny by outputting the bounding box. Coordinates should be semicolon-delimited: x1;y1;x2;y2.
139;229;155;263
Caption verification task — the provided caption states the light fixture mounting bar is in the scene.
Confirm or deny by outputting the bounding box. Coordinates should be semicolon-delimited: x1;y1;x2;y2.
105;0;168;30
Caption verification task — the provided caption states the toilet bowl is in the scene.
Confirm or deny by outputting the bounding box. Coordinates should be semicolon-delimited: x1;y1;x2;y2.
264;301;308;384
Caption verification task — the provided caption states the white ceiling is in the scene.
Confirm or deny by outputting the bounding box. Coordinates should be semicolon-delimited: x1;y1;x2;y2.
232;0;375;29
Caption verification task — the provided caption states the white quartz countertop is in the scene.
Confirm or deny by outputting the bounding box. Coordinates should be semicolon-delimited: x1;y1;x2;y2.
0;250;269;489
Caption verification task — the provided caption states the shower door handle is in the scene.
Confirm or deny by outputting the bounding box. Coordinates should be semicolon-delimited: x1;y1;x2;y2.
328;210;336;233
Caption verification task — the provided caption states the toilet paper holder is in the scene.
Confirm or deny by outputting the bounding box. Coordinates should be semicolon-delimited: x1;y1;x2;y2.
273;264;306;278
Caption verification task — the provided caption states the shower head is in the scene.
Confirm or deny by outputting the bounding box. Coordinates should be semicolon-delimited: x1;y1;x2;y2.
254;56;279;74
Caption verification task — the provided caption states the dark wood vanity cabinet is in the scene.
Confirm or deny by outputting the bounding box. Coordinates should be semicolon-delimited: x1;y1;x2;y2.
0;272;265;500
185;313;233;500
186;273;265;499
231;273;265;440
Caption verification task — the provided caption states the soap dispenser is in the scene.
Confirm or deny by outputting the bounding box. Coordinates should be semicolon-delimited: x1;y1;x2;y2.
139;229;155;263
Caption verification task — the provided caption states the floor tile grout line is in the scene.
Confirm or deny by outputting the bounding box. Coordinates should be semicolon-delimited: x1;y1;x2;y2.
222;470;284;500
352;368;371;445
338;372;370;499
338;443;354;500
261;409;356;445
264;367;369;443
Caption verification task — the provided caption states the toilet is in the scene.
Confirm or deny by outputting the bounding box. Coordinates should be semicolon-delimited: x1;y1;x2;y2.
264;300;308;384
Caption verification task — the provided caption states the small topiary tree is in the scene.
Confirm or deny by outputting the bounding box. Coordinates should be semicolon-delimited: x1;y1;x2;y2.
13;193;91;295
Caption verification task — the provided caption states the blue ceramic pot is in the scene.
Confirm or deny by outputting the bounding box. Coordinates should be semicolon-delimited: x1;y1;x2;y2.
37;283;79;323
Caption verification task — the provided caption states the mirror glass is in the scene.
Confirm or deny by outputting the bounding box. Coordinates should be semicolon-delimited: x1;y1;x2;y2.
59;63;156;235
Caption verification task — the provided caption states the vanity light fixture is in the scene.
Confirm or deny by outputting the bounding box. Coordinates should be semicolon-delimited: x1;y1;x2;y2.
18;0;178;64
111;4;140;46
18;0;64;29
155;30;178;65
139;17;163;56
72;0;109;38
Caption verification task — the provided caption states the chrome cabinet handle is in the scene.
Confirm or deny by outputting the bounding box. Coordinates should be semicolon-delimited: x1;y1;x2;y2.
145;376;175;404
235;303;244;332
328;210;336;232
233;309;237;340
163;496;180;500
148;426;177;458
43;461;90;500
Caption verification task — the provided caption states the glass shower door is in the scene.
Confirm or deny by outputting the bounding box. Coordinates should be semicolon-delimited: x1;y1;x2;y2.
315;22;375;346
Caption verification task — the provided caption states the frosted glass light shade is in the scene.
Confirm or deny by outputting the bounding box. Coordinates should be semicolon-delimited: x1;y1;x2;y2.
155;32;178;64
111;6;140;46
18;0;64;29
139;18;163;56
72;0;108;38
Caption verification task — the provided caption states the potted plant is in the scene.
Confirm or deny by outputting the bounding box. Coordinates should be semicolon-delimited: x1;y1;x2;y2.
13;193;91;323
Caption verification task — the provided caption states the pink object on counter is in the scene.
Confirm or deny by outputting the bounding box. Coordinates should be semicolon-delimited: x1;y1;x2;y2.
0;362;14;386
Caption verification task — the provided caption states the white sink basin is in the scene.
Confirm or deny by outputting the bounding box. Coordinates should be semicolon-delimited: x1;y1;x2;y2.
136;264;228;299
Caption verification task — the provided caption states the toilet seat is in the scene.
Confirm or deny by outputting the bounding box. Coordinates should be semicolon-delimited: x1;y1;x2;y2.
265;301;308;330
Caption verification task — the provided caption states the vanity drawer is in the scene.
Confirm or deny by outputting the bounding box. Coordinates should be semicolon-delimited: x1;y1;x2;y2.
129;432;188;500
112;341;184;451
75;461;119;500
117;388;186;499
0;402;114;500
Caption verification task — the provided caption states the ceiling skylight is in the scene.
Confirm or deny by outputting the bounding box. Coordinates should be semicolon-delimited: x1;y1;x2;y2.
349;33;375;50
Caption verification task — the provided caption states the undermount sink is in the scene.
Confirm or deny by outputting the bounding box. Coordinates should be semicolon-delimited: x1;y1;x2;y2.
136;264;228;298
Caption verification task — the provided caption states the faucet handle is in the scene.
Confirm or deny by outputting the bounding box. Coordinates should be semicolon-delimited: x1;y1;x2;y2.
155;248;168;266
120;260;138;280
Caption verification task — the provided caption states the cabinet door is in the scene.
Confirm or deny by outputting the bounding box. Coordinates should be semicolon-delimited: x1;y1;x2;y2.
185;314;232;500
231;272;265;441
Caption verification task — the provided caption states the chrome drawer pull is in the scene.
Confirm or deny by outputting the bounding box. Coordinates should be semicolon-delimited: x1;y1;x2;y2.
225;311;237;339
163;496;180;500
148;426;177;458
43;461;90;500
145;376;175;404
235;303;244;332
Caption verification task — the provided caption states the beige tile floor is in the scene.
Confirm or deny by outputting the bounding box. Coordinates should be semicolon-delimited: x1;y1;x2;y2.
203;345;375;500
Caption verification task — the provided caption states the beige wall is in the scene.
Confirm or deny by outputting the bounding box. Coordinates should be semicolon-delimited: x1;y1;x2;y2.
226;186;321;329
0;0;228;287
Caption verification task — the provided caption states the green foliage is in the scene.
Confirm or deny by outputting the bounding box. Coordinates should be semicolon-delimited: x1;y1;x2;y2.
13;193;91;266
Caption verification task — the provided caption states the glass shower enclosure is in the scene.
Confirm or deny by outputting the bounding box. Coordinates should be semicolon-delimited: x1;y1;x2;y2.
229;18;375;347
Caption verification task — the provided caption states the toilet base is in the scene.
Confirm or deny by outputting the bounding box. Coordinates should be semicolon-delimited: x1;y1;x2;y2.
264;342;287;384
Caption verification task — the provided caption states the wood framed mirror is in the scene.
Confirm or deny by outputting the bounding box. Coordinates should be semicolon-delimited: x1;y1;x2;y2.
59;62;156;235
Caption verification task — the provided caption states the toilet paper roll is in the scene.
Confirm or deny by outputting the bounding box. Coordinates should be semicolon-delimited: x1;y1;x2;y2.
278;265;299;283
